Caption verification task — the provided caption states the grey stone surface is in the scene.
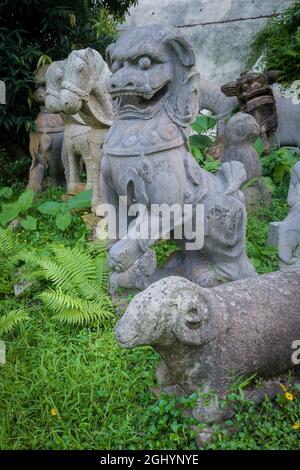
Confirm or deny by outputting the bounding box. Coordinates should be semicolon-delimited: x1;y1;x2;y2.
115;266;300;423
198;78;237;141
47;49;114;211
275;96;300;150
27;65;66;192
123;0;295;83
103;24;256;292
269;161;300;264
222;112;270;209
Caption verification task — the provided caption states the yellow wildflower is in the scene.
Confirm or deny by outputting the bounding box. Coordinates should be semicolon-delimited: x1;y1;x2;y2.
50;407;58;417
285;392;294;401
292;422;300;430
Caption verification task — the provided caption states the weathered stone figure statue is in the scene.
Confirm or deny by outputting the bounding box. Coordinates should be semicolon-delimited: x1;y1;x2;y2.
115;268;300;428
269;161;300;264
27;65;66;192
198;78;237;158
59;48;114;210
102;24;256;291
222;112;270;209
222;71;279;155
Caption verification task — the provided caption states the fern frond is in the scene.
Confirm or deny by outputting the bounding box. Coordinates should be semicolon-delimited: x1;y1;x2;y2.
22;252;74;289
0;309;29;336
39;289;113;325
53;246;98;280
0;227;17;255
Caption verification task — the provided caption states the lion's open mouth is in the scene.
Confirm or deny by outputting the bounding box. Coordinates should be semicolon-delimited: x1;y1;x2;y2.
110;83;169;111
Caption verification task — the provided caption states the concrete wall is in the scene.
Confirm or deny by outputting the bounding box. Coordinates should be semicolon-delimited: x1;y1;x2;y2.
123;0;296;83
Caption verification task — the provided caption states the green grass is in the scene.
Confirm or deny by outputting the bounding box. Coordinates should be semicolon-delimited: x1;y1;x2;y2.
1;183;300;450
0;308;198;450
1;306;299;450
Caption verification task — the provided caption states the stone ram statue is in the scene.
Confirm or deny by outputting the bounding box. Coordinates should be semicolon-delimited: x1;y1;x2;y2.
101;24;256;292
222;112;270;209
115;268;300;426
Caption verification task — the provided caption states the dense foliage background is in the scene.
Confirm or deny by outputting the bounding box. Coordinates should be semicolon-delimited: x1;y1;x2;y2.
252;2;300;83
0;0;137;171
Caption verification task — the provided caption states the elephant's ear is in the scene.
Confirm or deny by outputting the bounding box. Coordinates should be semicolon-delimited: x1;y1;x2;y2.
105;43;115;70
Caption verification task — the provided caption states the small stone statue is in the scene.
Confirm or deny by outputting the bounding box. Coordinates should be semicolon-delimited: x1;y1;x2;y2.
222;112;270;209
221;71;279;155
115;268;300;429
102;24;256;292
269;161;300;264
27;65;66;192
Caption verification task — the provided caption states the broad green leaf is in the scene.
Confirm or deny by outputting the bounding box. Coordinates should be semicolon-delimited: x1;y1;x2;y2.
263;176;276;194
254;138;265;157
20;215;37;231
55;211;72;231
273;163;287;183
38;201;61;216
0;203;20;225
0;187;13;200
191;115;216;132
189;134;213;149
190;145;203;163
66;189;92;210
16;190;34;212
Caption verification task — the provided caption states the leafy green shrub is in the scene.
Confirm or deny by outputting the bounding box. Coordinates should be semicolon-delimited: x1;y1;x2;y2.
22;244;114;326
252;3;300;83
189;115;221;173
37;189;92;231
0;188;35;228
261;147;299;184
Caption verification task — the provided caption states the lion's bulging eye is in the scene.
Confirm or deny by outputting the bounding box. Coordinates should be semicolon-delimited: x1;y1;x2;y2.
112;61;122;72
138;56;151;70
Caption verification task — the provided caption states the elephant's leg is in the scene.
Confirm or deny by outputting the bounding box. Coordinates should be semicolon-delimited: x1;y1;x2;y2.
27;161;45;192
61;139;70;189
91;147;101;213
67;143;80;194
45;133;66;188
84;157;94;191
